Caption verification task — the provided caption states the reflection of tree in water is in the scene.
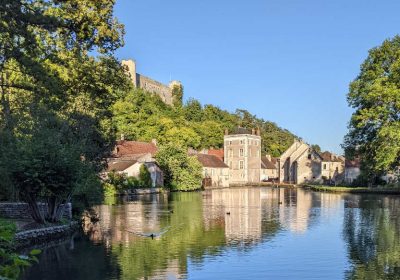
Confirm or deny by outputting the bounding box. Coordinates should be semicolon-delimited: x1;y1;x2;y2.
343;195;400;280
22;234;121;280
110;192;227;280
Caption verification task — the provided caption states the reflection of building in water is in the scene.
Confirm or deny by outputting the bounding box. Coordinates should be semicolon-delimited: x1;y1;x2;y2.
260;188;314;234
83;198;161;245
204;188;262;244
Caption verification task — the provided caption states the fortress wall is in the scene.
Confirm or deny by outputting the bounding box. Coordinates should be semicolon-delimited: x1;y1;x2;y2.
136;74;173;105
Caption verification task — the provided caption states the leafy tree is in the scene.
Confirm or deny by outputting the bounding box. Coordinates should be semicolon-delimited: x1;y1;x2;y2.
311;144;321;153
112;89;297;156
0;0;129;222
343;36;400;183
139;165;152;187
155;144;202;191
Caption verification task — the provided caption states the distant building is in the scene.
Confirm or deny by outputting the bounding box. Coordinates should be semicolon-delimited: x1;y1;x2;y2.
224;127;261;184
107;158;164;187
106;139;163;187
196;154;230;188
319;151;345;184
121;59;182;105
278;141;323;184
261;155;278;181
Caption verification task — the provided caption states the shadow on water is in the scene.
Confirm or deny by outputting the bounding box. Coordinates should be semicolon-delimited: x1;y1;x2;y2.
21;188;400;280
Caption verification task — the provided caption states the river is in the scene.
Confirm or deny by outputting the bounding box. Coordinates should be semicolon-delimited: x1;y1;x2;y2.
21;187;400;280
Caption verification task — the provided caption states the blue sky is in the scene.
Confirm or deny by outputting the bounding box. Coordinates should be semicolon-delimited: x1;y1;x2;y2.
114;0;400;154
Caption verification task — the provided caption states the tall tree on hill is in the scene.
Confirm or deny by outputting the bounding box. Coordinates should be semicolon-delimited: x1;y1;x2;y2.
343;36;400;184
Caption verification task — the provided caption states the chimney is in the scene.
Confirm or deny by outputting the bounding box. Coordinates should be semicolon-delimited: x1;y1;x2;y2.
224;129;229;135
120;134;125;141
256;127;261;136
251;128;255;135
151;139;157;146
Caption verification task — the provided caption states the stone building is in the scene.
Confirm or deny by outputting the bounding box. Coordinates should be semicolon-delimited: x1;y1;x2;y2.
278;141;322;184
319;151;345;184
196;154;230;188
121;59;181;105
224;128;261;184
261;155;278;181
105;139;164;187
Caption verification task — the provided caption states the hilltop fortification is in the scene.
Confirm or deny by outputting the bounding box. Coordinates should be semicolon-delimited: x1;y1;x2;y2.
122;59;181;106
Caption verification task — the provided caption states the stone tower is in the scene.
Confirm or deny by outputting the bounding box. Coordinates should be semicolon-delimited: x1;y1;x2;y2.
224;127;262;184
121;59;137;87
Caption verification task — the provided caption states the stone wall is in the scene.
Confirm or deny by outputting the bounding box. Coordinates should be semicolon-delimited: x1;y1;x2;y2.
0;202;72;220
136;74;173;105
15;222;79;249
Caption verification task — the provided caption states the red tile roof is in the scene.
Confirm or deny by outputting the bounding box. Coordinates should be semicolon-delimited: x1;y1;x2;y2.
113;140;157;158
208;149;224;161
196;154;229;168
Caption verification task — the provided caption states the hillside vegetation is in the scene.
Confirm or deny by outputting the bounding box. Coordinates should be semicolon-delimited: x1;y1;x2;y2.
112;88;297;157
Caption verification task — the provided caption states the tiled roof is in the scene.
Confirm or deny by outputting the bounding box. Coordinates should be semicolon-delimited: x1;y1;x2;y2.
107;159;137;172
261;156;277;169
196;154;229;168
208;149;224;161
113;140;157;158
319;151;342;162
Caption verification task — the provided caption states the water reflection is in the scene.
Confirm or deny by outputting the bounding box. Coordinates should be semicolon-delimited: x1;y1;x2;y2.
22;188;400;280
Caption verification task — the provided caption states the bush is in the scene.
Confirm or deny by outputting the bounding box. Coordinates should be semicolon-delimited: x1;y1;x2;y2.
0;219;40;279
139;165;152;187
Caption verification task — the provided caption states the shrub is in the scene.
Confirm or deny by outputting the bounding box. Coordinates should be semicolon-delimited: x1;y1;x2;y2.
0;219;40;279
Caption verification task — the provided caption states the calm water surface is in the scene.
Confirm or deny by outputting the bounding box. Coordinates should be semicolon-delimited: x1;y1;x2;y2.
22;187;400;280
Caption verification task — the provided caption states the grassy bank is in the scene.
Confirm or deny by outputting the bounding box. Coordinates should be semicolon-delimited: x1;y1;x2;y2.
302;185;400;195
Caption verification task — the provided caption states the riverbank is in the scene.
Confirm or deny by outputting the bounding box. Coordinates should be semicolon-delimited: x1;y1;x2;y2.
302;184;400;194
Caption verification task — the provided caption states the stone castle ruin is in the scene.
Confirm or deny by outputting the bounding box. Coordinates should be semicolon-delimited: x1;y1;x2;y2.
122;59;181;106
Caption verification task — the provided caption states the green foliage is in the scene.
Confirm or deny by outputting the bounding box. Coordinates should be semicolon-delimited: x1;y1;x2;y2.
0;0;128;222
171;83;184;107
0;219;40;279
105;169;151;194
344;36;400;182
155;144;202;191
311;144;321;153
112;89;296;156
139;165;152;187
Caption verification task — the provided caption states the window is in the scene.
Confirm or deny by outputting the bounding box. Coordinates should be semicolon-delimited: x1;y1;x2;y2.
229;141;232;145
230;161;233;168
240;149;244;156
240;140;243;144
323;164;327;170
229;149;233;157
308;154;312;160
239;161;244;169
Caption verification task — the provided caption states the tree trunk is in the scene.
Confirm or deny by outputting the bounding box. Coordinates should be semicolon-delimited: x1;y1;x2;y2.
46;194;71;223
25;193;45;224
